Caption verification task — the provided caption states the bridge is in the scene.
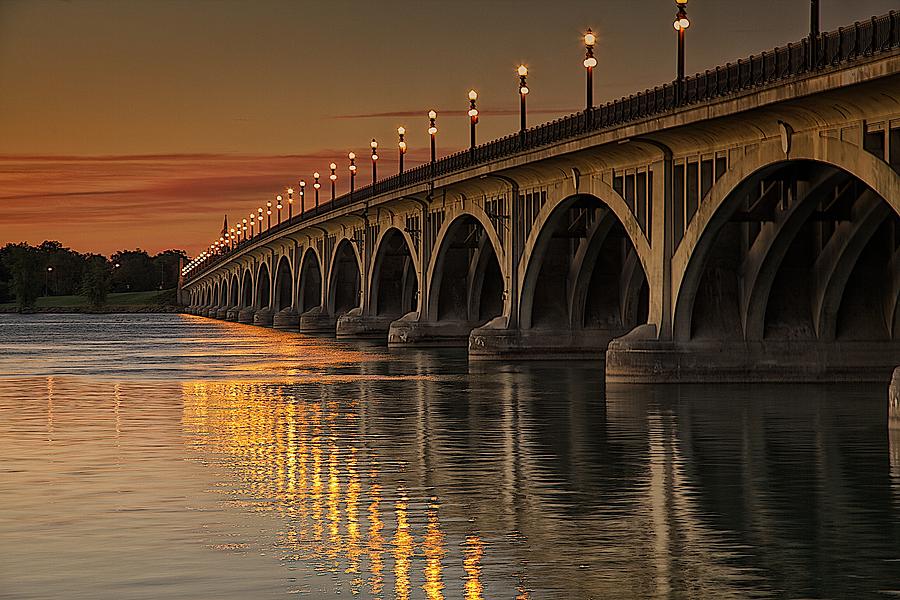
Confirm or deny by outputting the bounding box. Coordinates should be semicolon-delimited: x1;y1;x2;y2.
182;12;900;382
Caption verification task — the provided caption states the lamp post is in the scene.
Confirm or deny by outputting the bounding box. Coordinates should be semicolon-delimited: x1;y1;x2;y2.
299;180;306;216
329;163;337;201
349;152;357;197
398;127;407;179
313;172;321;213
250;213;255;238
266;201;272;229
370;139;379;185
673;1;689;104
428;110;437;177
230;227;236;249
467;90;478;154
518;65;529;136
258;207;263;232
287;188;293;220
242;218;248;242
583;29;597;124
276;195;282;226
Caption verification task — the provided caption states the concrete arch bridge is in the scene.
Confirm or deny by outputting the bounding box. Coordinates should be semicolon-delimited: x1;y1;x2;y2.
184;14;900;382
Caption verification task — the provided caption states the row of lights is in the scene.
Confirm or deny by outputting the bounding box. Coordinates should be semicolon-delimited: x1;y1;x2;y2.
183;2;691;278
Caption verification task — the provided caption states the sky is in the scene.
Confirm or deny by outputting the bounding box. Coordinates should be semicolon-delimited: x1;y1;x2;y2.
1;0;897;257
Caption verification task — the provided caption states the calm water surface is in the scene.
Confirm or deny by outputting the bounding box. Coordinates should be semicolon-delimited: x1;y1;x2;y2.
1;314;899;599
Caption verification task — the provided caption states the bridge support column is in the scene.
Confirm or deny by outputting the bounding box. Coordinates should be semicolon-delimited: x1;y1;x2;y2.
237;305;256;324
299;306;336;333
273;307;299;330
225;306;240;321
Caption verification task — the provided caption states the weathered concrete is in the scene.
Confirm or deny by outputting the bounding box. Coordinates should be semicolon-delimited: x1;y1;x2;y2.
298;306;336;333
253;307;274;327
272;307;299;331
336;309;397;340
237;307;256;324
225;307;240;321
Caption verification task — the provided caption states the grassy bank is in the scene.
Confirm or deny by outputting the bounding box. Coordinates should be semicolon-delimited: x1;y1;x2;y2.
0;289;182;313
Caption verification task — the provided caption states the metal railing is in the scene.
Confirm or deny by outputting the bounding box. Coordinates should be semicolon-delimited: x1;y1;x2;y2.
185;11;899;283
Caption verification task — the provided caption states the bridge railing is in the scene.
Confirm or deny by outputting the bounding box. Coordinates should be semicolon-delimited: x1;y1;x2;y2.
185;11;899;284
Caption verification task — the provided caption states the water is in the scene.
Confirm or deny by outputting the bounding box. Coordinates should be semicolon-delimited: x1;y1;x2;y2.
1;314;899;599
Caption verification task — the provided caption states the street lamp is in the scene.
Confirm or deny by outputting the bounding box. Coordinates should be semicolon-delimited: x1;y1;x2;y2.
371;139;378;185
428;110;437;177
242;218;248;242
299;180;306;216
266;201;272;229
275;195;282;225
230;227;236;248
348;152;357;197
287;188;293;220
809;0;820;70
673;1;689;104
250;213;255;238
518;65;529;135
468;90;478;153
583;29;597;122
313;172;321;212
398;126;407;179
329;163;337;201
258;207;264;232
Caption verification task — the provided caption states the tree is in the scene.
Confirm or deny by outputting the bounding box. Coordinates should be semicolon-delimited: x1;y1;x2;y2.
2;243;43;311
81;256;111;308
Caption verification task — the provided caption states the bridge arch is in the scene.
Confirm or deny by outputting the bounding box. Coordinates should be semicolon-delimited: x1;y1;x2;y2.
297;247;323;313
672;135;900;343
327;238;361;316
427;211;505;325
241;269;253;307
369;227;419;318
256;262;271;309
273;255;293;312
229;274;239;306
518;192;650;333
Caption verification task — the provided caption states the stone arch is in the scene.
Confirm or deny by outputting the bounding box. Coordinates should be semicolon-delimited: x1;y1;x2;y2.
218;280;227;306
369;227;419;318
273;255;293;312
427;212;505;325
298;247;323;312
256;262;271;309
518;192;650;332
327;238;361;316
241;269;253;307
672;135;900;343
229;274;239;306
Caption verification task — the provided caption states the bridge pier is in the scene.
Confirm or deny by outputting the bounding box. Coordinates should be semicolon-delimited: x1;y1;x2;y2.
298;306;336;333
467;317;622;360
225;306;240;321
237;306;256;324
214;306;230;319
272;307;299;331
387;313;475;347
607;332;900;383
253;306;274;327
336;308;400;340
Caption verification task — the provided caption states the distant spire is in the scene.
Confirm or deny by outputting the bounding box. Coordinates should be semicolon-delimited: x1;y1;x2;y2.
221;214;228;237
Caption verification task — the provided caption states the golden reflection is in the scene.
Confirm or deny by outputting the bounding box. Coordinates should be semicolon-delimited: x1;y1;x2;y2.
368;476;385;598
422;499;446;600
46;375;54;441
464;535;485;600
180;379;497;599
393;493;414;600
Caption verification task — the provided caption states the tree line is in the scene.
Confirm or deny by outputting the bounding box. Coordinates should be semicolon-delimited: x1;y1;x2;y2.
0;241;187;310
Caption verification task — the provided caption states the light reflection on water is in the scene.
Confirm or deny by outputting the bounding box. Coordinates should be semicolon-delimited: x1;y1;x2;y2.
1;314;899;599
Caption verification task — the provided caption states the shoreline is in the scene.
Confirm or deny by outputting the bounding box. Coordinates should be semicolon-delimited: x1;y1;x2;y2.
0;306;184;315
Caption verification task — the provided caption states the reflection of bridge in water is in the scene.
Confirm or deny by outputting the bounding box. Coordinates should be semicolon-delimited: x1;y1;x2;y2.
184;14;900;382
178;350;900;598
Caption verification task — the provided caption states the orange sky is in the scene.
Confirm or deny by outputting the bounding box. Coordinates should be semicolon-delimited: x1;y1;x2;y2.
1;0;896;256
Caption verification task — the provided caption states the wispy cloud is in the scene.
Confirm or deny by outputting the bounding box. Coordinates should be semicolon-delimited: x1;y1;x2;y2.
0;150;437;256
331;107;581;119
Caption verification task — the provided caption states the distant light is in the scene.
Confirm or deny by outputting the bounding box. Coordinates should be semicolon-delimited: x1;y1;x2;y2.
399;141;407;151
371;139;378;149
275;195;282;201
329;163;336;170
584;57;598;68
428;126;437;135
348;152;356;160
468;89;478;101
428;110;437;119
314;172;320;178
584;31;596;47
517;65;528;77
468;108;478;117
372;154;378;160
397;126;406;135
287;188;293;194
520;86;529;95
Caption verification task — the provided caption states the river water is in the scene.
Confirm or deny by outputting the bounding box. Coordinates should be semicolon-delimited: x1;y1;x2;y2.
1;313;899;599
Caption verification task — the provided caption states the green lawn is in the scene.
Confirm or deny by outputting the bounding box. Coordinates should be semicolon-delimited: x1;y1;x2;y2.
1;289;177;309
